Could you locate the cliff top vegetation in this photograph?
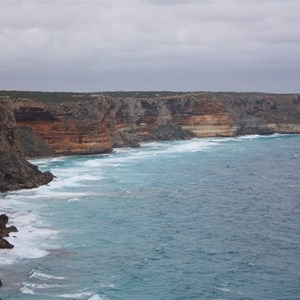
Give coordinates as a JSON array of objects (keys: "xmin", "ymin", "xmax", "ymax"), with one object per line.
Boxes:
[{"xmin": 0, "ymin": 90, "xmax": 296, "ymax": 104}]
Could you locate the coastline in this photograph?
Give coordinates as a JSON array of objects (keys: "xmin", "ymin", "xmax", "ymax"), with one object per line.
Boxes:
[{"xmin": 0, "ymin": 134, "xmax": 299, "ymax": 298}]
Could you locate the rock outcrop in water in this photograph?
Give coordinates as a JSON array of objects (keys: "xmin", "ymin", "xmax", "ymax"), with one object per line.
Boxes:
[
  {"xmin": 1, "ymin": 91, "xmax": 299, "ymax": 156},
  {"xmin": 0, "ymin": 214, "xmax": 17, "ymax": 249},
  {"xmin": 0, "ymin": 98, "xmax": 54, "ymax": 192},
  {"xmin": 0, "ymin": 214, "xmax": 18, "ymax": 288}
]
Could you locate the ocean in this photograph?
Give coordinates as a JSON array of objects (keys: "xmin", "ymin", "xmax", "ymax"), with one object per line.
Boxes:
[{"xmin": 0, "ymin": 134, "xmax": 299, "ymax": 300}]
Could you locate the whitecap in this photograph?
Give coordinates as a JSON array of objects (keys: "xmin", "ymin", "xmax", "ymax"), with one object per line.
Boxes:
[
  {"xmin": 59, "ymin": 290, "xmax": 94, "ymax": 298},
  {"xmin": 237, "ymin": 134, "xmax": 260, "ymax": 140},
  {"xmin": 30, "ymin": 156, "xmax": 68, "ymax": 164},
  {"xmin": 88, "ymin": 294, "xmax": 106, "ymax": 300},
  {"xmin": 29, "ymin": 269, "xmax": 65, "ymax": 281},
  {"xmin": 47, "ymin": 173, "xmax": 101, "ymax": 189},
  {"xmin": 214, "ymin": 287, "xmax": 231, "ymax": 292},
  {"xmin": 236, "ymin": 133, "xmax": 287, "ymax": 140},
  {"xmin": 100, "ymin": 283, "xmax": 115, "ymax": 288},
  {"xmin": 20, "ymin": 285, "xmax": 35, "ymax": 295},
  {"xmin": 5, "ymin": 189, "xmax": 90, "ymax": 201},
  {"xmin": 22, "ymin": 282, "xmax": 64, "ymax": 289},
  {"xmin": 166, "ymin": 139, "xmax": 219, "ymax": 153},
  {"xmin": 68, "ymin": 197, "xmax": 81, "ymax": 202}
]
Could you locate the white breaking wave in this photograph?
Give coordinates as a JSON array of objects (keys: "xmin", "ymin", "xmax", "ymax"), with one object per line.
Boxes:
[
  {"xmin": 88, "ymin": 294, "xmax": 106, "ymax": 300},
  {"xmin": 21, "ymin": 282, "xmax": 64, "ymax": 289},
  {"xmin": 0, "ymin": 198, "xmax": 58, "ymax": 266},
  {"xmin": 5, "ymin": 189, "xmax": 91, "ymax": 201},
  {"xmin": 29, "ymin": 156, "xmax": 68, "ymax": 166},
  {"xmin": 165, "ymin": 139, "xmax": 219, "ymax": 153},
  {"xmin": 29, "ymin": 269, "xmax": 65, "ymax": 281},
  {"xmin": 19, "ymin": 285, "xmax": 35, "ymax": 295},
  {"xmin": 82, "ymin": 139, "xmax": 219, "ymax": 169},
  {"xmin": 68, "ymin": 197, "xmax": 81, "ymax": 202},
  {"xmin": 214, "ymin": 286, "xmax": 231, "ymax": 292},
  {"xmin": 59, "ymin": 290, "xmax": 95, "ymax": 298}
]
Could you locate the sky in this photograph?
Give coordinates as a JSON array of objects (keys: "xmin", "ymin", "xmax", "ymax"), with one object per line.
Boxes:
[{"xmin": 0, "ymin": 0, "xmax": 299, "ymax": 93}]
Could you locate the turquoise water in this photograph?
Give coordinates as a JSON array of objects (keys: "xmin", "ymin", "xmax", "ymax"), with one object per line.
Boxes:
[{"xmin": 0, "ymin": 134, "xmax": 300, "ymax": 300}]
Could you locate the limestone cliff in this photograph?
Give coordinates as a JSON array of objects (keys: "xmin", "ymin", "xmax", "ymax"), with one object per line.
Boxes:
[
  {"xmin": 92, "ymin": 92, "xmax": 300, "ymax": 145},
  {"xmin": 3, "ymin": 91, "xmax": 300, "ymax": 156},
  {"xmin": 0, "ymin": 98, "xmax": 53, "ymax": 192}
]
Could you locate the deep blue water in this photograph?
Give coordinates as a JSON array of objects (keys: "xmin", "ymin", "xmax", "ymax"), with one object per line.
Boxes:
[{"xmin": 0, "ymin": 134, "xmax": 300, "ymax": 300}]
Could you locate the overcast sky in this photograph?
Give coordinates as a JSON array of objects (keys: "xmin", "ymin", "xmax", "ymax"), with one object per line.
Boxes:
[{"xmin": 0, "ymin": 0, "xmax": 299, "ymax": 92}]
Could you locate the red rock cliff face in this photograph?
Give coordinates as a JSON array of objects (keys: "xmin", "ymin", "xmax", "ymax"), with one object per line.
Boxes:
[
  {"xmin": 10, "ymin": 92, "xmax": 300, "ymax": 156},
  {"xmin": 0, "ymin": 98, "xmax": 53, "ymax": 192},
  {"xmin": 14, "ymin": 99, "xmax": 112, "ymax": 155}
]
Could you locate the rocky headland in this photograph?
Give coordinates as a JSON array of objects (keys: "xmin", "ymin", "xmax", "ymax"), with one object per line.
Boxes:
[
  {"xmin": 0, "ymin": 91, "xmax": 298, "ymax": 157},
  {"xmin": 0, "ymin": 98, "xmax": 54, "ymax": 192}
]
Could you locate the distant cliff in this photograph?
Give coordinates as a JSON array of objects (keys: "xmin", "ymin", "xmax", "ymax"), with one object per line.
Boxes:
[
  {"xmin": 1, "ymin": 91, "xmax": 299, "ymax": 157},
  {"xmin": 0, "ymin": 98, "xmax": 53, "ymax": 192}
]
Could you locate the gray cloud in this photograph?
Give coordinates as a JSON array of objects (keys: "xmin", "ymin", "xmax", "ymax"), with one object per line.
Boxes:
[{"xmin": 0, "ymin": 0, "xmax": 299, "ymax": 92}]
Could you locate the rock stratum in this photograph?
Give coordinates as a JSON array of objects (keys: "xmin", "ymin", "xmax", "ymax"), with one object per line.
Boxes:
[
  {"xmin": 0, "ymin": 98, "xmax": 54, "ymax": 192},
  {"xmin": 1, "ymin": 91, "xmax": 300, "ymax": 158}
]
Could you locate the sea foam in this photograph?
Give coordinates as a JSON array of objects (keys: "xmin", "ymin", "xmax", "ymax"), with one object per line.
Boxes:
[{"xmin": 0, "ymin": 198, "xmax": 58, "ymax": 265}]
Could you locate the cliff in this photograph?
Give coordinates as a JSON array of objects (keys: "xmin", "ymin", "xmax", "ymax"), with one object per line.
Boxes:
[
  {"xmin": 104, "ymin": 93, "xmax": 300, "ymax": 145},
  {"xmin": 0, "ymin": 98, "xmax": 54, "ymax": 192},
  {"xmin": 1, "ymin": 91, "xmax": 299, "ymax": 156}
]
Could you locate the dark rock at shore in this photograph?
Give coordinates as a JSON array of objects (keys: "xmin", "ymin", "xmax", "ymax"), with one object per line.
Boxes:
[
  {"xmin": 0, "ymin": 214, "xmax": 8, "ymax": 227},
  {"xmin": 0, "ymin": 238, "xmax": 14, "ymax": 249},
  {"xmin": 0, "ymin": 226, "xmax": 18, "ymax": 237},
  {"xmin": 0, "ymin": 214, "xmax": 17, "ymax": 249}
]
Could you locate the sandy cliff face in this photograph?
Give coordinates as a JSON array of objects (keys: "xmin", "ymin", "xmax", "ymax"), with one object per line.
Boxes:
[
  {"xmin": 0, "ymin": 98, "xmax": 53, "ymax": 192},
  {"xmin": 9, "ymin": 92, "xmax": 300, "ymax": 156}
]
